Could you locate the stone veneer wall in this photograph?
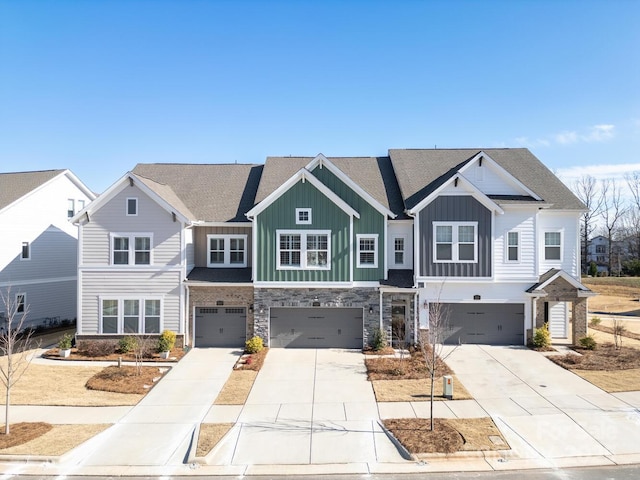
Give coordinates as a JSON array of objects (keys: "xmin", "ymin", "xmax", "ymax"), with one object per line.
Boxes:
[
  {"xmin": 253, "ymin": 287, "xmax": 380, "ymax": 348},
  {"xmin": 532, "ymin": 276, "xmax": 588, "ymax": 346},
  {"xmin": 188, "ymin": 286, "xmax": 255, "ymax": 342},
  {"xmin": 382, "ymin": 292, "xmax": 417, "ymax": 346}
]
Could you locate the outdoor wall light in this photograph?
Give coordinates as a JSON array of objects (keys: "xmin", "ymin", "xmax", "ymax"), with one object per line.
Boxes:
[
  {"xmin": 423, "ymin": 300, "xmax": 429, "ymax": 310},
  {"xmin": 249, "ymin": 304, "xmax": 254, "ymax": 313},
  {"xmin": 368, "ymin": 306, "xmax": 374, "ymax": 314}
]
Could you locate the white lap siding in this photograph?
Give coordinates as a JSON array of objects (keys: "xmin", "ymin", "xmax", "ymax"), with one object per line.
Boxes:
[
  {"xmin": 493, "ymin": 209, "xmax": 537, "ymax": 282},
  {"xmin": 79, "ymin": 270, "xmax": 182, "ymax": 334}
]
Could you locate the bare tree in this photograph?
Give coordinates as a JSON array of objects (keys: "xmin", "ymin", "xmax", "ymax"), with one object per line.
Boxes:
[
  {"xmin": 572, "ymin": 175, "xmax": 604, "ymax": 273},
  {"xmin": 419, "ymin": 293, "xmax": 458, "ymax": 431},
  {"xmin": 612, "ymin": 318, "xmax": 626, "ymax": 350},
  {"xmin": 600, "ymin": 179, "xmax": 627, "ymax": 275},
  {"xmin": 0, "ymin": 288, "xmax": 37, "ymax": 435},
  {"xmin": 624, "ymin": 171, "xmax": 640, "ymax": 259}
]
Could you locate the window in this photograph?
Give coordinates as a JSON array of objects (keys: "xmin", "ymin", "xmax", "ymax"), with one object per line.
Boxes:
[
  {"xmin": 207, "ymin": 235, "xmax": 247, "ymax": 267},
  {"xmin": 544, "ymin": 232, "xmax": 562, "ymax": 261},
  {"xmin": 111, "ymin": 234, "xmax": 153, "ymax": 265},
  {"xmin": 21, "ymin": 242, "xmax": 30, "ymax": 260},
  {"xmin": 126, "ymin": 198, "xmax": 138, "ymax": 216},
  {"xmin": 506, "ymin": 231, "xmax": 519, "ymax": 262},
  {"xmin": 102, "ymin": 299, "xmax": 118, "ymax": 333},
  {"xmin": 144, "ymin": 300, "xmax": 161, "ymax": 333},
  {"xmin": 357, "ymin": 234, "xmax": 378, "ymax": 268},
  {"xmin": 15, "ymin": 293, "xmax": 25, "ymax": 314},
  {"xmin": 393, "ymin": 235, "xmax": 406, "ymax": 266},
  {"xmin": 306, "ymin": 234, "xmax": 328, "ymax": 267},
  {"xmin": 277, "ymin": 230, "xmax": 331, "ymax": 269},
  {"xmin": 123, "ymin": 299, "xmax": 140, "ymax": 333},
  {"xmin": 67, "ymin": 199, "xmax": 75, "ymax": 218},
  {"xmin": 296, "ymin": 208, "xmax": 312, "ymax": 225},
  {"xmin": 101, "ymin": 297, "xmax": 162, "ymax": 334},
  {"xmin": 595, "ymin": 245, "xmax": 606, "ymax": 253},
  {"xmin": 433, "ymin": 222, "xmax": 477, "ymax": 262},
  {"xmin": 77, "ymin": 199, "xmax": 85, "ymax": 211}
]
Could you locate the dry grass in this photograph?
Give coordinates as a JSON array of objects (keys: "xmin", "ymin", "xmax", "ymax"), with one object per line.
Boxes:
[
  {"xmin": 0, "ymin": 424, "xmax": 110, "ymax": 456},
  {"xmin": 583, "ymin": 278, "xmax": 640, "ymax": 316},
  {"xmin": 0, "ymin": 423, "xmax": 52, "ymax": 449},
  {"xmin": 384, "ymin": 417, "xmax": 508, "ymax": 454},
  {"xmin": 0, "ymin": 364, "xmax": 143, "ymax": 406},
  {"xmin": 196, "ymin": 423, "xmax": 234, "ymax": 457},
  {"xmin": 571, "ymin": 369, "xmax": 640, "ymax": 393},
  {"xmin": 591, "ymin": 323, "xmax": 640, "ymax": 341},
  {"xmin": 214, "ymin": 370, "xmax": 257, "ymax": 405},
  {"xmin": 86, "ymin": 365, "xmax": 168, "ymax": 394},
  {"xmin": 365, "ymin": 349, "xmax": 451, "ymax": 381},
  {"xmin": 582, "ymin": 277, "xmax": 640, "ymax": 292},
  {"xmin": 372, "ymin": 376, "xmax": 472, "ymax": 402}
]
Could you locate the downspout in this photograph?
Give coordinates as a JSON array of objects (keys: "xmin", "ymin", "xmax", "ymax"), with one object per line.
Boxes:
[
  {"xmin": 405, "ymin": 208, "xmax": 419, "ymax": 343},
  {"xmin": 184, "ymin": 283, "xmax": 190, "ymax": 346}
]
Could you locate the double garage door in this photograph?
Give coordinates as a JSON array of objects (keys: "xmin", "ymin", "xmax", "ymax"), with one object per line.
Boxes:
[
  {"xmin": 270, "ymin": 307, "xmax": 363, "ymax": 348},
  {"xmin": 195, "ymin": 307, "xmax": 246, "ymax": 347},
  {"xmin": 441, "ymin": 303, "xmax": 525, "ymax": 345}
]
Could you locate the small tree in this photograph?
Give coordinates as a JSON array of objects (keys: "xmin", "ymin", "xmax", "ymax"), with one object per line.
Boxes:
[
  {"xmin": 0, "ymin": 288, "xmax": 38, "ymax": 435},
  {"xmin": 612, "ymin": 318, "xmax": 626, "ymax": 350},
  {"xmin": 419, "ymin": 293, "xmax": 458, "ymax": 431}
]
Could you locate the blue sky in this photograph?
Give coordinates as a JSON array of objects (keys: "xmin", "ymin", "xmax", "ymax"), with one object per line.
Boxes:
[{"xmin": 1, "ymin": 0, "xmax": 639, "ymax": 194}]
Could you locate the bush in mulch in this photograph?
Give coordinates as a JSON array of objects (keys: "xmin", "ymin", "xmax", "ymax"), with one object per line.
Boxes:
[
  {"xmin": 550, "ymin": 342, "xmax": 640, "ymax": 371},
  {"xmin": 236, "ymin": 347, "xmax": 268, "ymax": 371},
  {"xmin": 85, "ymin": 365, "xmax": 168, "ymax": 394},
  {"xmin": 365, "ymin": 347, "xmax": 452, "ymax": 381}
]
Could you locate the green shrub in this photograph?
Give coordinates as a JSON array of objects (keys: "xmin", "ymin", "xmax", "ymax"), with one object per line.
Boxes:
[
  {"xmin": 532, "ymin": 324, "xmax": 551, "ymax": 349},
  {"xmin": 590, "ymin": 316, "xmax": 602, "ymax": 326},
  {"xmin": 157, "ymin": 330, "xmax": 177, "ymax": 352},
  {"xmin": 588, "ymin": 261, "xmax": 598, "ymax": 277},
  {"xmin": 579, "ymin": 335, "xmax": 597, "ymax": 350},
  {"xmin": 118, "ymin": 336, "xmax": 138, "ymax": 354},
  {"xmin": 370, "ymin": 327, "xmax": 388, "ymax": 351},
  {"xmin": 58, "ymin": 333, "xmax": 73, "ymax": 350},
  {"xmin": 245, "ymin": 336, "xmax": 264, "ymax": 354}
]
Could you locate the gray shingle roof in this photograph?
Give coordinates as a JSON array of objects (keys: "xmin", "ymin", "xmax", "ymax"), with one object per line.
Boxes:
[
  {"xmin": 0, "ymin": 170, "xmax": 66, "ymax": 211},
  {"xmin": 132, "ymin": 163, "xmax": 263, "ymax": 222},
  {"xmin": 389, "ymin": 149, "xmax": 585, "ymax": 211},
  {"xmin": 255, "ymin": 156, "xmax": 407, "ymax": 217}
]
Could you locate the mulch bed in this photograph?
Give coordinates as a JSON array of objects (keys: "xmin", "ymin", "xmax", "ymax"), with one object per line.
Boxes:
[
  {"xmin": 42, "ymin": 347, "xmax": 186, "ymax": 362},
  {"xmin": 85, "ymin": 365, "xmax": 168, "ymax": 394},
  {"xmin": 234, "ymin": 348, "xmax": 268, "ymax": 371},
  {"xmin": 0, "ymin": 423, "xmax": 52, "ymax": 449},
  {"xmin": 549, "ymin": 342, "xmax": 640, "ymax": 370},
  {"xmin": 365, "ymin": 348, "xmax": 451, "ymax": 381}
]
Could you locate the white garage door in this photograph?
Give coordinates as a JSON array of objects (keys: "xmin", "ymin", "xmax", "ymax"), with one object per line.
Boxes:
[
  {"xmin": 195, "ymin": 307, "xmax": 246, "ymax": 347},
  {"xmin": 270, "ymin": 307, "xmax": 363, "ymax": 348}
]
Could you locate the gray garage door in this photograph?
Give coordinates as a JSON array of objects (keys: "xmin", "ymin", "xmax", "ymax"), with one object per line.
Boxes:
[
  {"xmin": 440, "ymin": 303, "xmax": 524, "ymax": 345},
  {"xmin": 194, "ymin": 307, "xmax": 246, "ymax": 347},
  {"xmin": 270, "ymin": 307, "xmax": 363, "ymax": 348}
]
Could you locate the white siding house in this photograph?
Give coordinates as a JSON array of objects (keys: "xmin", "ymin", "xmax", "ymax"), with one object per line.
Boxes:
[{"xmin": 0, "ymin": 170, "xmax": 95, "ymax": 328}]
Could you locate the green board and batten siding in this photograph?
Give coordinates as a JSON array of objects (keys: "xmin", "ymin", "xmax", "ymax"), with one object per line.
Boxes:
[
  {"xmin": 311, "ymin": 166, "xmax": 385, "ymax": 282},
  {"xmin": 255, "ymin": 169, "xmax": 386, "ymax": 283}
]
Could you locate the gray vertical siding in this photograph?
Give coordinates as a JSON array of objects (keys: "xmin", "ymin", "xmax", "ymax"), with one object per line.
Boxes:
[{"xmin": 419, "ymin": 195, "xmax": 492, "ymax": 277}]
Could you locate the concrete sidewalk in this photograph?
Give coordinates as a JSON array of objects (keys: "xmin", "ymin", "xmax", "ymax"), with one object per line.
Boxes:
[{"xmin": 61, "ymin": 347, "xmax": 240, "ymax": 467}]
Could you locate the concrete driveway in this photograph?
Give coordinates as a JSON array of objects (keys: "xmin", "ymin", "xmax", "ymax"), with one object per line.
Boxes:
[
  {"xmin": 205, "ymin": 349, "xmax": 404, "ymax": 466},
  {"xmin": 443, "ymin": 345, "xmax": 640, "ymax": 467}
]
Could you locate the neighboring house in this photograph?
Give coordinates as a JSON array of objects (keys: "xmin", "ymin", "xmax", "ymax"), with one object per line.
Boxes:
[
  {"xmin": 0, "ymin": 170, "xmax": 95, "ymax": 328},
  {"xmin": 586, "ymin": 235, "xmax": 609, "ymax": 273},
  {"xmin": 73, "ymin": 148, "xmax": 594, "ymax": 348}
]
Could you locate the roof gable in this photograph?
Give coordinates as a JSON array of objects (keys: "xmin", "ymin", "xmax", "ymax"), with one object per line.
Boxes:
[
  {"xmin": 389, "ymin": 148, "xmax": 585, "ymax": 211},
  {"xmin": 246, "ymin": 168, "xmax": 360, "ymax": 219},
  {"xmin": 407, "ymin": 172, "xmax": 504, "ymax": 215},
  {"xmin": 0, "ymin": 169, "xmax": 95, "ymax": 214},
  {"xmin": 71, "ymin": 172, "xmax": 192, "ymax": 224}
]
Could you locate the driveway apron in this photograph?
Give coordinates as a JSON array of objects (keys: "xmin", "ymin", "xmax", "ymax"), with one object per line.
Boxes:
[
  {"xmin": 206, "ymin": 349, "xmax": 403, "ymax": 465},
  {"xmin": 443, "ymin": 345, "xmax": 640, "ymax": 462},
  {"xmin": 66, "ymin": 348, "xmax": 239, "ymax": 467}
]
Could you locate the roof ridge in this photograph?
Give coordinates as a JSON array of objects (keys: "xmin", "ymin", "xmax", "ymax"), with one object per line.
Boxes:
[{"xmin": 0, "ymin": 169, "xmax": 66, "ymax": 175}]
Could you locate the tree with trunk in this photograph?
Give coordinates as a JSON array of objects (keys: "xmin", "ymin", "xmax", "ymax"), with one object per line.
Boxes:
[
  {"xmin": 0, "ymin": 288, "xmax": 36, "ymax": 435},
  {"xmin": 572, "ymin": 175, "xmax": 604, "ymax": 273},
  {"xmin": 600, "ymin": 179, "xmax": 627, "ymax": 275},
  {"xmin": 624, "ymin": 171, "xmax": 640, "ymax": 260},
  {"xmin": 419, "ymin": 290, "xmax": 458, "ymax": 431}
]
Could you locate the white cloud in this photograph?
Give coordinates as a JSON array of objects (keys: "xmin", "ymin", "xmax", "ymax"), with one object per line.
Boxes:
[
  {"xmin": 515, "ymin": 124, "xmax": 616, "ymax": 148},
  {"xmin": 556, "ymin": 162, "xmax": 640, "ymax": 185}
]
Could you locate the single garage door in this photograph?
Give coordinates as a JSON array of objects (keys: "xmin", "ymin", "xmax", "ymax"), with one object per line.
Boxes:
[
  {"xmin": 194, "ymin": 307, "xmax": 246, "ymax": 347},
  {"xmin": 270, "ymin": 307, "xmax": 363, "ymax": 348},
  {"xmin": 441, "ymin": 303, "xmax": 524, "ymax": 345}
]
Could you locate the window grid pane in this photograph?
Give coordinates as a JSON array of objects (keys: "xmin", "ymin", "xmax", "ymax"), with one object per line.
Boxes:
[
  {"xmin": 280, "ymin": 234, "xmax": 301, "ymax": 266},
  {"xmin": 144, "ymin": 300, "xmax": 161, "ymax": 334},
  {"xmin": 113, "ymin": 237, "xmax": 129, "ymax": 264},
  {"xmin": 394, "ymin": 236, "xmax": 404, "ymax": 265},
  {"xmin": 102, "ymin": 299, "xmax": 118, "ymax": 334},
  {"xmin": 134, "ymin": 237, "xmax": 151, "ymax": 265}
]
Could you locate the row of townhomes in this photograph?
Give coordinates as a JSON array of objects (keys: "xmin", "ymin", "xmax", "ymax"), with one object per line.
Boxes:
[
  {"xmin": 69, "ymin": 148, "xmax": 595, "ymax": 349},
  {"xmin": 0, "ymin": 170, "xmax": 95, "ymax": 329}
]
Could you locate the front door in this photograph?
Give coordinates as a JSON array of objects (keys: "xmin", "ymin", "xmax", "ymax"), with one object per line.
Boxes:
[{"xmin": 391, "ymin": 304, "xmax": 407, "ymax": 347}]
